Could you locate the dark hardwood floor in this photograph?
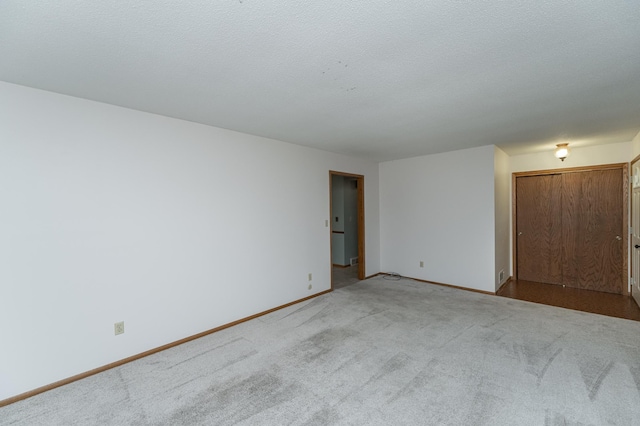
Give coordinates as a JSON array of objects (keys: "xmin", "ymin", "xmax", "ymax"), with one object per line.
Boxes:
[{"xmin": 497, "ymin": 279, "xmax": 640, "ymax": 321}]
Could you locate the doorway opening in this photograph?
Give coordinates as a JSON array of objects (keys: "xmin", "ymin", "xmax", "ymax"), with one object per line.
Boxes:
[{"xmin": 329, "ymin": 171, "xmax": 365, "ymax": 289}]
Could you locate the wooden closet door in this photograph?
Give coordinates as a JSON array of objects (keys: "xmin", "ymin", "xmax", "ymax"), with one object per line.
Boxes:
[
  {"xmin": 516, "ymin": 175, "xmax": 563, "ymax": 285},
  {"xmin": 562, "ymin": 169, "xmax": 623, "ymax": 293}
]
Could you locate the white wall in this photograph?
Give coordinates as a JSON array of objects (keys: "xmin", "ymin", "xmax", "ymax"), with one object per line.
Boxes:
[
  {"xmin": 380, "ymin": 145, "xmax": 496, "ymax": 292},
  {"xmin": 632, "ymin": 130, "xmax": 640, "ymax": 160},
  {"xmin": 343, "ymin": 178, "xmax": 359, "ymax": 264},
  {"xmin": 331, "ymin": 175, "xmax": 345, "ymax": 232},
  {"xmin": 331, "ymin": 175, "xmax": 345, "ymax": 265},
  {"xmin": 330, "ymin": 176, "xmax": 359, "ymax": 266},
  {"xmin": 494, "ymin": 147, "xmax": 510, "ymax": 290},
  {"xmin": 0, "ymin": 82, "xmax": 380, "ymax": 401},
  {"xmin": 510, "ymin": 141, "xmax": 632, "ymax": 173}
]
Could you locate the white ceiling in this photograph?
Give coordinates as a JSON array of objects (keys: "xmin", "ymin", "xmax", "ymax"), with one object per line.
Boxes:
[{"xmin": 1, "ymin": 1, "xmax": 639, "ymax": 161}]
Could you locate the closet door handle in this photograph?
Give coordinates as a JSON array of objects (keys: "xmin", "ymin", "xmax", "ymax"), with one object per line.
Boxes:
[{"xmin": 635, "ymin": 245, "xmax": 640, "ymax": 249}]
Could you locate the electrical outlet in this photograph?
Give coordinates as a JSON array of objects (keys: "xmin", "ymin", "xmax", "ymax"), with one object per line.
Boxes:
[
  {"xmin": 308, "ymin": 273, "xmax": 312, "ymax": 281},
  {"xmin": 308, "ymin": 284, "xmax": 312, "ymax": 290},
  {"xmin": 114, "ymin": 321, "xmax": 125, "ymax": 336},
  {"xmin": 419, "ymin": 261, "xmax": 424, "ymax": 268}
]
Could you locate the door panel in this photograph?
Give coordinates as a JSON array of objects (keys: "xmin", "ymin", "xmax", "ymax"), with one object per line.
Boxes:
[
  {"xmin": 561, "ymin": 170, "xmax": 623, "ymax": 293},
  {"xmin": 516, "ymin": 175, "xmax": 563, "ymax": 285},
  {"xmin": 516, "ymin": 167, "xmax": 625, "ymax": 295},
  {"xmin": 632, "ymin": 165, "xmax": 640, "ymax": 306}
]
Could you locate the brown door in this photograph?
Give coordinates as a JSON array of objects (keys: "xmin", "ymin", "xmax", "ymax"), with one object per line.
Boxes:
[
  {"xmin": 631, "ymin": 162, "xmax": 640, "ymax": 306},
  {"xmin": 562, "ymin": 169, "xmax": 623, "ymax": 293},
  {"xmin": 515, "ymin": 167, "xmax": 625, "ymax": 294},
  {"xmin": 516, "ymin": 175, "xmax": 563, "ymax": 285}
]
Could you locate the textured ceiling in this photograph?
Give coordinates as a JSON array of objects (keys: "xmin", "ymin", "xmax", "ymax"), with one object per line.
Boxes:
[{"xmin": 1, "ymin": 1, "xmax": 639, "ymax": 161}]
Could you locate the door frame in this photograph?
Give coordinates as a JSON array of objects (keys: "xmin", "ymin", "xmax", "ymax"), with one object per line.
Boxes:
[
  {"xmin": 329, "ymin": 171, "xmax": 365, "ymax": 284},
  {"xmin": 512, "ymin": 162, "xmax": 629, "ymax": 294}
]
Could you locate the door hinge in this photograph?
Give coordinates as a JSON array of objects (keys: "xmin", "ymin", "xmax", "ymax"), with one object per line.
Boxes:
[{"xmin": 630, "ymin": 227, "xmax": 634, "ymax": 235}]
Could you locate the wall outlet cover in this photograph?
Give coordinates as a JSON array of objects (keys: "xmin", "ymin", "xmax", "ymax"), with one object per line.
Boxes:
[{"xmin": 114, "ymin": 321, "xmax": 125, "ymax": 336}]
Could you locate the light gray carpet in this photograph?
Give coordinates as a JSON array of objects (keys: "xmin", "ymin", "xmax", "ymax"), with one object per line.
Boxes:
[{"xmin": 3, "ymin": 276, "xmax": 640, "ymax": 425}]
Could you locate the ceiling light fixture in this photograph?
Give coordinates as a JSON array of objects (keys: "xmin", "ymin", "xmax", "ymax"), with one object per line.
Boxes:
[{"xmin": 554, "ymin": 143, "xmax": 570, "ymax": 162}]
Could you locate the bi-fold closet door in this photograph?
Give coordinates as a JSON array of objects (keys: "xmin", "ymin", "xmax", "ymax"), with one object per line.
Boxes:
[{"xmin": 516, "ymin": 167, "xmax": 624, "ymax": 294}]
